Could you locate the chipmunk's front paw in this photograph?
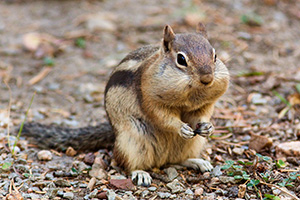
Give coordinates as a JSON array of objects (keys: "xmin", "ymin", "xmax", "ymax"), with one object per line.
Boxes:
[
  {"xmin": 194, "ymin": 122, "xmax": 214, "ymax": 137},
  {"xmin": 131, "ymin": 170, "xmax": 152, "ymax": 186},
  {"xmin": 180, "ymin": 123, "xmax": 195, "ymax": 139}
]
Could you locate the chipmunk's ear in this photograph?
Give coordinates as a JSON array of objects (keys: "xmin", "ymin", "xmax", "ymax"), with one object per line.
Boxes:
[
  {"xmin": 196, "ymin": 22, "xmax": 208, "ymax": 38},
  {"xmin": 163, "ymin": 25, "xmax": 175, "ymax": 52}
]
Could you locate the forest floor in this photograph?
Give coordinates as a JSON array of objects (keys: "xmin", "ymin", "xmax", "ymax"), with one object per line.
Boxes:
[{"xmin": 0, "ymin": 0, "xmax": 300, "ymax": 199}]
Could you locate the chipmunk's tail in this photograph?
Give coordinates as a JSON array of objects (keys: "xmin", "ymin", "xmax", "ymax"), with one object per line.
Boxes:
[{"xmin": 21, "ymin": 122, "xmax": 115, "ymax": 151}]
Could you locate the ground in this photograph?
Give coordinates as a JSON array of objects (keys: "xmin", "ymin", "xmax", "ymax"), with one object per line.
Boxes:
[{"xmin": 0, "ymin": 0, "xmax": 300, "ymax": 199}]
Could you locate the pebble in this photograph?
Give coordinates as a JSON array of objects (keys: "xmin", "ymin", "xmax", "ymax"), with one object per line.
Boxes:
[
  {"xmin": 29, "ymin": 193, "xmax": 40, "ymax": 200},
  {"xmin": 141, "ymin": 190, "xmax": 149, "ymax": 198},
  {"xmin": 157, "ymin": 192, "xmax": 171, "ymax": 199},
  {"xmin": 110, "ymin": 175, "xmax": 127, "ymax": 180},
  {"xmin": 83, "ymin": 153, "xmax": 95, "ymax": 165},
  {"xmin": 148, "ymin": 186, "xmax": 157, "ymax": 191},
  {"xmin": 164, "ymin": 167, "xmax": 178, "ymax": 181},
  {"xmin": 212, "ymin": 165, "xmax": 223, "ymax": 177},
  {"xmin": 47, "ymin": 82, "xmax": 60, "ymax": 90},
  {"xmin": 45, "ymin": 173, "xmax": 54, "ymax": 180},
  {"xmin": 219, "ymin": 176, "xmax": 236, "ymax": 184},
  {"xmin": 237, "ymin": 31, "xmax": 252, "ymax": 40},
  {"xmin": 195, "ymin": 188, "xmax": 204, "ymax": 196},
  {"xmin": 166, "ymin": 179, "xmax": 185, "ymax": 193},
  {"xmin": 63, "ymin": 192, "xmax": 74, "ymax": 200},
  {"xmin": 106, "ymin": 189, "xmax": 117, "ymax": 200},
  {"xmin": 57, "ymin": 190, "xmax": 64, "ymax": 197},
  {"xmin": 210, "ymin": 177, "xmax": 220, "ymax": 186},
  {"xmin": 250, "ymin": 93, "xmax": 268, "ymax": 105},
  {"xmin": 276, "ymin": 141, "xmax": 300, "ymax": 157},
  {"xmin": 88, "ymin": 189, "xmax": 98, "ymax": 198},
  {"xmin": 47, "ymin": 188, "xmax": 59, "ymax": 199},
  {"xmin": 37, "ymin": 150, "xmax": 53, "ymax": 161},
  {"xmin": 232, "ymin": 147, "xmax": 244, "ymax": 155},
  {"xmin": 185, "ymin": 189, "xmax": 194, "ymax": 195},
  {"xmin": 79, "ymin": 183, "xmax": 88, "ymax": 188},
  {"xmin": 84, "ymin": 12, "xmax": 117, "ymax": 32},
  {"xmin": 88, "ymin": 177, "xmax": 96, "ymax": 190},
  {"xmin": 66, "ymin": 146, "xmax": 77, "ymax": 157},
  {"xmin": 54, "ymin": 178, "xmax": 71, "ymax": 187},
  {"xmin": 89, "ymin": 167, "xmax": 107, "ymax": 180}
]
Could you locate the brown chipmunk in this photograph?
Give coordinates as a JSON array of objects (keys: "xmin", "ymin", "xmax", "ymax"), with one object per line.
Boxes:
[{"xmin": 22, "ymin": 23, "xmax": 229, "ymax": 186}]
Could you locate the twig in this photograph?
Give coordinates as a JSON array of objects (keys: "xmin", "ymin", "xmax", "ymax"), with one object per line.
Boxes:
[
  {"xmin": 260, "ymin": 181, "xmax": 300, "ymax": 200},
  {"xmin": 211, "ymin": 133, "xmax": 232, "ymax": 140},
  {"xmin": 28, "ymin": 66, "xmax": 52, "ymax": 85},
  {"xmin": 218, "ymin": 140, "xmax": 249, "ymax": 146}
]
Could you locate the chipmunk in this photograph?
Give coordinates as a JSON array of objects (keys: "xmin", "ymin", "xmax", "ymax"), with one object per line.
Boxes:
[{"xmin": 22, "ymin": 23, "xmax": 229, "ymax": 186}]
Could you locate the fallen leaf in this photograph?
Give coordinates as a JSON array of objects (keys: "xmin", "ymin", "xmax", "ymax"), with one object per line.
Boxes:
[{"xmin": 249, "ymin": 133, "xmax": 272, "ymax": 152}]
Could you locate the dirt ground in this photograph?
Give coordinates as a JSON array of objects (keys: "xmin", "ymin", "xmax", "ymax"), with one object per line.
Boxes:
[{"xmin": 1, "ymin": 0, "xmax": 300, "ymax": 199}]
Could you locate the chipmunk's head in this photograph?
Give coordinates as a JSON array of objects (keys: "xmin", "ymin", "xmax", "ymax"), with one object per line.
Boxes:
[{"xmin": 161, "ymin": 23, "xmax": 219, "ymax": 87}]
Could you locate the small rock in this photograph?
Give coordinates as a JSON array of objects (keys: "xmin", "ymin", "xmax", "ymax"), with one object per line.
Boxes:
[
  {"xmin": 203, "ymin": 172, "xmax": 210, "ymax": 179},
  {"xmin": 210, "ymin": 177, "xmax": 220, "ymax": 186},
  {"xmin": 110, "ymin": 175, "xmax": 127, "ymax": 180},
  {"xmin": 185, "ymin": 189, "xmax": 194, "ymax": 195},
  {"xmin": 141, "ymin": 190, "xmax": 149, "ymax": 198},
  {"xmin": 212, "ymin": 165, "xmax": 222, "ymax": 177},
  {"xmin": 97, "ymin": 192, "xmax": 107, "ymax": 199},
  {"xmin": 88, "ymin": 177, "xmax": 97, "ymax": 190},
  {"xmin": 148, "ymin": 186, "xmax": 157, "ymax": 192},
  {"xmin": 45, "ymin": 173, "xmax": 54, "ymax": 180},
  {"xmin": 228, "ymin": 186, "xmax": 239, "ymax": 198},
  {"xmin": 203, "ymin": 192, "xmax": 216, "ymax": 200},
  {"xmin": 63, "ymin": 192, "xmax": 74, "ymax": 200},
  {"xmin": 76, "ymin": 161, "xmax": 90, "ymax": 172},
  {"xmin": 195, "ymin": 188, "xmax": 204, "ymax": 196},
  {"xmin": 219, "ymin": 176, "xmax": 236, "ymax": 184},
  {"xmin": 84, "ymin": 153, "xmax": 95, "ymax": 165},
  {"xmin": 249, "ymin": 133, "xmax": 273, "ymax": 152},
  {"xmin": 88, "ymin": 189, "xmax": 98, "ymax": 198},
  {"xmin": 47, "ymin": 188, "xmax": 59, "ymax": 199},
  {"xmin": 164, "ymin": 167, "xmax": 178, "ymax": 181},
  {"xmin": 237, "ymin": 31, "xmax": 252, "ymax": 40},
  {"xmin": 232, "ymin": 147, "xmax": 244, "ymax": 155},
  {"xmin": 276, "ymin": 141, "xmax": 300, "ymax": 157},
  {"xmin": 47, "ymin": 82, "xmax": 60, "ymax": 90},
  {"xmin": 166, "ymin": 179, "xmax": 185, "ymax": 193},
  {"xmin": 53, "ymin": 171, "xmax": 64, "ymax": 177},
  {"xmin": 106, "ymin": 189, "xmax": 117, "ymax": 200},
  {"xmin": 157, "ymin": 192, "xmax": 171, "ymax": 199},
  {"xmin": 89, "ymin": 167, "xmax": 107, "ymax": 180},
  {"xmin": 37, "ymin": 150, "xmax": 52, "ymax": 161},
  {"xmin": 29, "ymin": 193, "xmax": 40, "ymax": 200},
  {"xmin": 249, "ymin": 93, "xmax": 268, "ymax": 105},
  {"xmin": 109, "ymin": 179, "xmax": 135, "ymax": 190},
  {"xmin": 84, "ymin": 12, "xmax": 117, "ymax": 32},
  {"xmin": 66, "ymin": 146, "xmax": 77, "ymax": 157},
  {"xmin": 57, "ymin": 190, "xmax": 64, "ymax": 197},
  {"xmin": 54, "ymin": 178, "xmax": 71, "ymax": 187},
  {"xmin": 79, "ymin": 183, "xmax": 87, "ymax": 188}
]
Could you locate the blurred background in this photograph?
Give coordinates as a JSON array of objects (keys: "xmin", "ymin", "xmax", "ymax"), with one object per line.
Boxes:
[{"xmin": 0, "ymin": 0, "xmax": 300, "ymax": 129}]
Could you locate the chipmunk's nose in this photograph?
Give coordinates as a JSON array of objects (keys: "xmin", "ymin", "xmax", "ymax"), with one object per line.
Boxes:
[
  {"xmin": 199, "ymin": 65, "xmax": 213, "ymax": 85},
  {"xmin": 200, "ymin": 74, "xmax": 213, "ymax": 85}
]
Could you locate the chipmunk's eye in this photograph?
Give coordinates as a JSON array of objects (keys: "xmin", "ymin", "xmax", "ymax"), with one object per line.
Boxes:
[
  {"xmin": 214, "ymin": 54, "xmax": 217, "ymax": 63},
  {"xmin": 177, "ymin": 53, "xmax": 187, "ymax": 67}
]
